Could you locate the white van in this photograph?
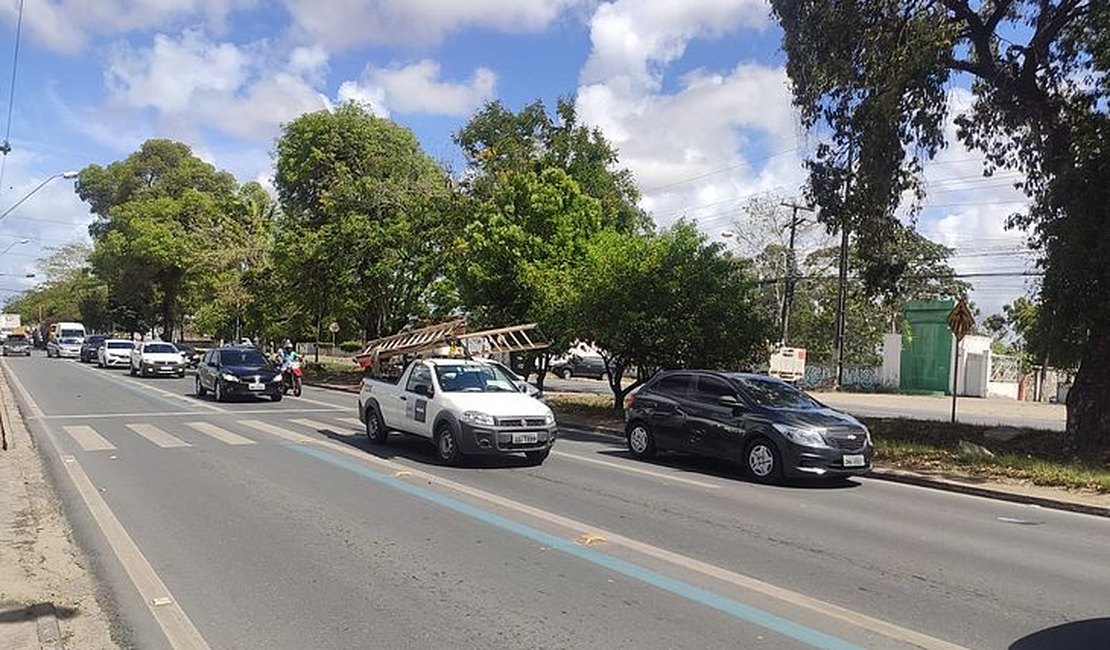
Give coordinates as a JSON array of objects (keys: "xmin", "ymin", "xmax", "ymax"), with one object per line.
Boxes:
[{"xmin": 46, "ymin": 321, "xmax": 87, "ymax": 358}]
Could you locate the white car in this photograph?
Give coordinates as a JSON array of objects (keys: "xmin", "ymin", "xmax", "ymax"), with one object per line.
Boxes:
[
  {"xmin": 48, "ymin": 337, "xmax": 84, "ymax": 359},
  {"xmin": 130, "ymin": 341, "xmax": 186, "ymax": 378},
  {"xmin": 98, "ymin": 339, "xmax": 135, "ymax": 368}
]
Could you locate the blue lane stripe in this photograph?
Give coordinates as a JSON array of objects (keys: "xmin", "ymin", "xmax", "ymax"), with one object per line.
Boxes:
[{"xmin": 286, "ymin": 443, "xmax": 863, "ymax": 650}]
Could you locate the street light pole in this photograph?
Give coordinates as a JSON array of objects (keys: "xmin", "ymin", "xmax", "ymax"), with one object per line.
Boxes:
[
  {"xmin": 0, "ymin": 237, "xmax": 29, "ymax": 257},
  {"xmin": 0, "ymin": 170, "xmax": 79, "ymax": 223}
]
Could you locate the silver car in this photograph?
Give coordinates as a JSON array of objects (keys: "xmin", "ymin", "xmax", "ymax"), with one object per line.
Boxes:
[{"xmin": 47, "ymin": 337, "xmax": 83, "ymax": 359}]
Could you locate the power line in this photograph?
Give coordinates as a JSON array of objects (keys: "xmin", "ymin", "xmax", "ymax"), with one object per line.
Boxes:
[
  {"xmin": 0, "ymin": 0, "xmax": 26, "ymax": 198},
  {"xmin": 641, "ymin": 147, "xmax": 803, "ymax": 193}
]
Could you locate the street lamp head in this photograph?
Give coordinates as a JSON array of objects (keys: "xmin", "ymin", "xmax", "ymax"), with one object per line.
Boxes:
[
  {"xmin": 17, "ymin": 238, "xmax": 29, "ymax": 244},
  {"xmin": 61, "ymin": 171, "xmax": 80, "ymax": 179},
  {"xmin": 720, "ymin": 231, "xmax": 735, "ymax": 239}
]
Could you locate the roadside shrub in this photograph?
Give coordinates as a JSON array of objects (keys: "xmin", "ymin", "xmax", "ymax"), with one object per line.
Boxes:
[{"xmin": 338, "ymin": 339, "xmax": 364, "ymax": 353}]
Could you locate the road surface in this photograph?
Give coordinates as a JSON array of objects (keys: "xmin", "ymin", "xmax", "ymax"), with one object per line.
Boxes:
[{"xmin": 3, "ymin": 354, "xmax": 1105, "ymax": 649}]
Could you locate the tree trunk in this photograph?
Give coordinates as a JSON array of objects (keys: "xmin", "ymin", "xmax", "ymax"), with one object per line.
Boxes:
[{"xmin": 1065, "ymin": 330, "xmax": 1110, "ymax": 461}]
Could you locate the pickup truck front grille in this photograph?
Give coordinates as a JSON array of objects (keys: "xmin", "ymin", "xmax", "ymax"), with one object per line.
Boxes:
[{"xmin": 495, "ymin": 417, "xmax": 549, "ymax": 428}]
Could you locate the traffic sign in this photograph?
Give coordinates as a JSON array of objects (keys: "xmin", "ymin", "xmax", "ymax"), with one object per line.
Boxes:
[
  {"xmin": 947, "ymin": 300, "xmax": 974, "ymax": 342},
  {"xmin": 328, "ymin": 322, "xmax": 340, "ymax": 334}
]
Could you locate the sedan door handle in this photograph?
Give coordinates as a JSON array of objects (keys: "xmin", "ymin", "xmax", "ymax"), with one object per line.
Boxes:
[{"xmin": 399, "ymin": 395, "xmax": 408, "ymax": 401}]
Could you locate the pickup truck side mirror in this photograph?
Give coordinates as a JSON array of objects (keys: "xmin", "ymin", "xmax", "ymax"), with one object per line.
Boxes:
[{"xmin": 414, "ymin": 384, "xmax": 433, "ymax": 398}]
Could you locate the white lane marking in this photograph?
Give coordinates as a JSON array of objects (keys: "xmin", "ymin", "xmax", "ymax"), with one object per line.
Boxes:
[
  {"xmin": 70, "ymin": 361, "xmax": 223, "ymax": 412},
  {"xmin": 35, "ymin": 408, "xmax": 349, "ymax": 420},
  {"xmin": 239, "ymin": 419, "xmax": 316, "ymax": 444},
  {"xmin": 244, "ymin": 420, "xmax": 964, "ymax": 650},
  {"xmin": 126, "ymin": 424, "xmax": 191, "ymax": 448},
  {"xmin": 63, "ymin": 425, "xmax": 116, "ymax": 452},
  {"xmin": 290, "ymin": 418, "xmax": 342, "ymax": 433},
  {"xmin": 551, "ymin": 450, "xmax": 721, "ymax": 489},
  {"xmin": 282, "ymin": 394, "xmax": 350, "ymax": 409},
  {"xmin": 2, "ymin": 364, "xmax": 212, "ymax": 649},
  {"xmin": 184, "ymin": 422, "xmax": 255, "ymax": 446},
  {"xmin": 0, "ymin": 358, "xmax": 44, "ymax": 418}
]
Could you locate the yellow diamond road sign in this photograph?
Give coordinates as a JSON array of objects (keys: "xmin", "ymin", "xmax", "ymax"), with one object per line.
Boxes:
[{"xmin": 947, "ymin": 300, "xmax": 975, "ymax": 342}]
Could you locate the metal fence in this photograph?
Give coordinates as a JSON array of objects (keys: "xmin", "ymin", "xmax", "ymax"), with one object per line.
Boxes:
[{"xmin": 990, "ymin": 354, "xmax": 1022, "ymax": 383}]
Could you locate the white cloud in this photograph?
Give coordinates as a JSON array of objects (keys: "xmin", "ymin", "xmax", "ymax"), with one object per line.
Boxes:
[
  {"xmin": 574, "ymin": 0, "xmax": 802, "ymax": 238},
  {"xmin": 0, "ymin": 0, "xmax": 258, "ymax": 53},
  {"xmin": 104, "ymin": 30, "xmax": 330, "ymax": 142},
  {"xmin": 340, "ymin": 60, "xmax": 496, "ymax": 117},
  {"xmin": 283, "ymin": 0, "xmax": 587, "ymax": 50},
  {"xmin": 581, "ymin": 0, "xmax": 770, "ymax": 93}
]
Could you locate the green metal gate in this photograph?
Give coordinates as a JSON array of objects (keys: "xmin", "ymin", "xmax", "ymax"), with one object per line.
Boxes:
[{"xmin": 900, "ymin": 300, "xmax": 954, "ymax": 394}]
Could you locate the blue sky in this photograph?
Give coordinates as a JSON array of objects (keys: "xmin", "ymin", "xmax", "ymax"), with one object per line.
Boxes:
[{"xmin": 0, "ymin": 0, "xmax": 1035, "ymax": 318}]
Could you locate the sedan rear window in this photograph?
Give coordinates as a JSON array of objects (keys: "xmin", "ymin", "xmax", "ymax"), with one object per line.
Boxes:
[
  {"xmin": 730, "ymin": 375, "xmax": 822, "ymax": 409},
  {"xmin": 107, "ymin": 341, "xmax": 133, "ymax": 349},
  {"xmin": 144, "ymin": 343, "xmax": 178, "ymax": 354}
]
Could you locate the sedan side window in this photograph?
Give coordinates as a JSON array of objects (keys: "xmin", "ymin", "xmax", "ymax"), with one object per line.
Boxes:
[
  {"xmin": 693, "ymin": 376, "xmax": 735, "ymax": 404},
  {"xmin": 654, "ymin": 374, "xmax": 692, "ymax": 398}
]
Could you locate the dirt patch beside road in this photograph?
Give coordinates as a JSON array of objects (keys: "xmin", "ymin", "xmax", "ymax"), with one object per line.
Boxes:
[{"xmin": 0, "ymin": 368, "xmax": 119, "ymax": 650}]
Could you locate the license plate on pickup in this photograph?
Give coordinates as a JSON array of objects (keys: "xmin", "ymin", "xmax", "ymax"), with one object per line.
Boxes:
[
  {"xmin": 248, "ymin": 382, "xmax": 265, "ymax": 391},
  {"xmin": 512, "ymin": 432, "xmax": 539, "ymax": 444},
  {"xmin": 842, "ymin": 454, "xmax": 866, "ymax": 467}
]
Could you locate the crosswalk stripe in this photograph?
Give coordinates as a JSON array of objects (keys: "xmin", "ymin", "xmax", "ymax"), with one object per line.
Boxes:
[
  {"xmin": 63, "ymin": 425, "xmax": 116, "ymax": 451},
  {"xmin": 239, "ymin": 419, "xmax": 316, "ymax": 444},
  {"xmin": 185, "ymin": 422, "xmax": 256, "ymax": 446},
  {"xmin": 126, "ymin": 424, "xmax": 191, "ymax": 448},
  {"xmin": 291, "ymin": 418, "xmax": 344, "ymax": 433}
]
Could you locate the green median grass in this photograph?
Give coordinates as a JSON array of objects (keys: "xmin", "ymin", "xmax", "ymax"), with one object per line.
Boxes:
[{"xmin": 545, "ymin": 395, "xmax": 1110, "ymax": 494}]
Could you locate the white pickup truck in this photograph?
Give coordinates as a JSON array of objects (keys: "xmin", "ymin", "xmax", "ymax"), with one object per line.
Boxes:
[{"xmin": 358, "ymin": 357, "xmax": 557, "ymax": 465}]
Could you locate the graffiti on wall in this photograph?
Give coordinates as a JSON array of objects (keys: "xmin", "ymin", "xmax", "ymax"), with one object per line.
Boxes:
[{"xmin": 797, "ymin": 365, "xmax": 880, "ymax": 392}]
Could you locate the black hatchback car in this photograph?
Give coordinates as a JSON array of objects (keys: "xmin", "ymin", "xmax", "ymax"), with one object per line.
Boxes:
[
  {"xmin": 624, "ymin": 371, "xmax": 872, "ymax": 482},
  {"xmin": 80, "ymin": 334, "xmax": 109, "ymax": 363},
  {"xmin": 195, "ymin": 345, "xmax": 283, "ymax": 402}
]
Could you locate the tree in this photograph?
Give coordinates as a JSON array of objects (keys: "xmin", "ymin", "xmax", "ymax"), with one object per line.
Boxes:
[
  {"xmin": 565, "ymin": 222, "xmax": 770, "ymax": 410},
  {"xmin": 3, "ymin": 243, "xmax": 111, "ymax": 332},
  {"xmin": 771, "ymin": 0, "xmax": 1110, "ymax": 456},
  {"xmin": 76, "ymin": 139, "xmax": 244, "ymax": 339},
  {"xmin": 273, "ymin": 103, "xmax": 457, "ymax": 344},
  {"xmin": 455, "ymin": 98, "xmax": 649, "ymax": 234}
]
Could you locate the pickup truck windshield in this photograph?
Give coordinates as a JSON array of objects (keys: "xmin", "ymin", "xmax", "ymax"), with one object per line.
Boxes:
[{"xmin": 434, "ymin": 363, "xmax": 518, "ymax": 393}]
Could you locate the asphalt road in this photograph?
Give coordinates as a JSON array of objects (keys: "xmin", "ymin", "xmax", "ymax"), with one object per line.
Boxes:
[{"xmin": 4, "ymin": 354, "xmax": 1107, "ymax": 649}]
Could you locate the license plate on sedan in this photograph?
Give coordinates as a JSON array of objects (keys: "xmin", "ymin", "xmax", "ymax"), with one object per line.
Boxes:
[
  {"xmin": 248, "ymin": 382, "xmax": 265, "ymax": 391},
  {"xmin": 512, "ymin": 432, "xmax": 539, "ymax": 444},
  {"xmin": 843, "ymin": 454, "xmax": 866, "ymax": 467}
]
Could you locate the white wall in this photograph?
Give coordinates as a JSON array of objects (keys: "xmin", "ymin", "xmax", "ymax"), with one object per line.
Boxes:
[{"xmin": 880, "ymin": 333, "xmax": 901, "ymax": 389}]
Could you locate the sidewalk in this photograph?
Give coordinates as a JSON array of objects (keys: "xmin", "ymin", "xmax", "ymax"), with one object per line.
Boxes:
[{"xmin": 0, "ymin": 370, "xmax": 118, "ymax": 650}]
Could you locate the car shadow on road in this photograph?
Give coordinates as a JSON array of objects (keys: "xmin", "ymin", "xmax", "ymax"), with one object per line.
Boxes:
[
  {"xmin": 557, "ymin": 428, "xmax": 860, "ymax": 490},
  {"xmin": 1009, "ymin": 618, "xmax": 1110, "ymax": 649},
  {"xmin": 310, "ymin": 426, "xmax": 537, "ymax": 470}
]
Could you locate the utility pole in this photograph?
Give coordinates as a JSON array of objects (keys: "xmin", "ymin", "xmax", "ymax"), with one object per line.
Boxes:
[
  {"xmin": 778, "ymin": 201, "xmax": 815, "ymax": 346},
  {"xmin": 833, "ymin": 147, "xmax": 854, "ymax": 390}
]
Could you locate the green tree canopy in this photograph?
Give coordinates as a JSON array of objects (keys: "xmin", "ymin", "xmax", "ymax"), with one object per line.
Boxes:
[
  {"xmin": 564, "ymin": 222, "xmax": 770, "ymax": 410},
  {"xmin": 273, "ymin": 103, "xmax": 457, "ymax": 342},
  {"xmin": 76, "ymin": 139, "xmax": 245, "ymax": 338},
  {"xmin": 455, "ymin": 98, "xmax": 649, "ymax": 234},
  {"xmin": 771, "ymin": 0, "xmax": 1110, "ymax": 456}
]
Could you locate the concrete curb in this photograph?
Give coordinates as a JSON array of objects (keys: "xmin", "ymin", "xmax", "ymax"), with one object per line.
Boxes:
[{"xmin": 301, "ymin": 382, "xmax": 1110, "ymax": 519}]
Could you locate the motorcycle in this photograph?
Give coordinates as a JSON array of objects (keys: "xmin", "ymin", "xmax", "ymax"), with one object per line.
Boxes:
[{"xmin": 282, "ymin": 359, "xmax": 303, "ymax": 397}]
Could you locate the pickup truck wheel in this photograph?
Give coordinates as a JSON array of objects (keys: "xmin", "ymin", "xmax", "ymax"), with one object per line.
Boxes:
[
  {"xmin": 364, "ymin": 406, "xmax": 388, "ymax": 444},
  {"xmin": 524, "ymin": 449, "xmax": 550, "ymax": 466},
  {"xmin": 435, "ymin": 424, "xmax": 462, "ymax": 466}
]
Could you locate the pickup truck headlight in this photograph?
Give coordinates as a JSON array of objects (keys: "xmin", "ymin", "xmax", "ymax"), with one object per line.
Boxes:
[
  {"xmin": 220, "ymin": 373, "xmax": 240, "ymax": 383},
  {"xmin": 542, "ymin": 413, "xmax": 555, "ymax": 426},
  {"xmin": 772, "ymin": 423, "xmax": 828, "ymax": 448},
  {"xmin": 460, "ymin": 411, "xmax": 495, "ymax": 427}
]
